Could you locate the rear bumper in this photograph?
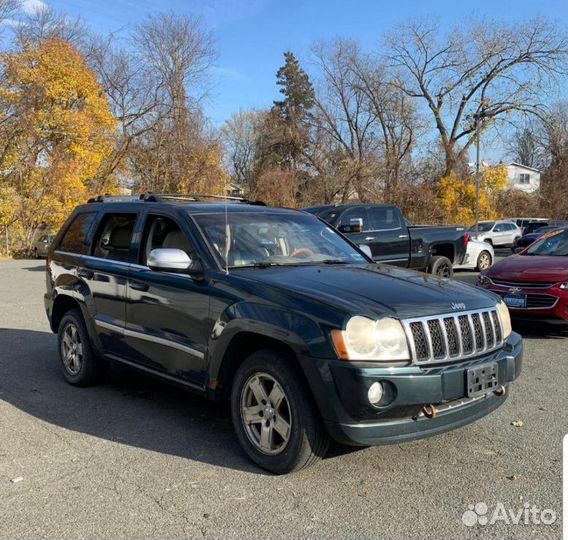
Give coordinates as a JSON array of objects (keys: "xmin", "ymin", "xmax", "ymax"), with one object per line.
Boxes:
[{"xmin": 305, "ymin": 332, "xmax": 522, "ymax": 446}]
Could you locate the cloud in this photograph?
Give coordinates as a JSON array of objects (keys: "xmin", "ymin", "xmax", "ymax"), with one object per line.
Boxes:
[{"xmin": 20, "ymin": 0, "xmax": 48, "ymax": 15}]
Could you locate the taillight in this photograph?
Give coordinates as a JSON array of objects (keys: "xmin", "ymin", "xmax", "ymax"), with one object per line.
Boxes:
[{"xmin": 464, "ymin": 231, "xmax": 470, "ymax": 245}]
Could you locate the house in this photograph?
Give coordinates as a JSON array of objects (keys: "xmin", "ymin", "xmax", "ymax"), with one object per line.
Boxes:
[{"xmin": 506, "ymin": 162, "xmax": 541, "ymax": 194}]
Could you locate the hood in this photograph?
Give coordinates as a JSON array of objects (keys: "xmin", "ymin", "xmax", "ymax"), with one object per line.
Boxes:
[
  {"xmin": 486, "ymin": 254, "xmax": 568, "ymax": 283},
  {"xmin": 233, "ymin": 264, "xmax": 497, "ymax": 319}
]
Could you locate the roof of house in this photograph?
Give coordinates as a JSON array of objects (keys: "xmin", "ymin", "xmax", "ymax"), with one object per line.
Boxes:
[{"xmin": 508, "ymin": 162, "xmax": 541, "ymax": 174}]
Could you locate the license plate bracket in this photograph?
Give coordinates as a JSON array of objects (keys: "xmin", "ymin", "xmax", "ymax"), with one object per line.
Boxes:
[
  {"xmin": 503, "ymin": 293, "xmax": 526, "ymax": 308},
  {"xmin": 466, "ymin": 363, "xmax": 498, "ymax": 397}
]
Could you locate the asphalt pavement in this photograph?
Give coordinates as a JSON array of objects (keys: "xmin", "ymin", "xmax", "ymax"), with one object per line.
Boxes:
[{"xmin": 0, "ymin": 256, "xmax": 565, "ymax": 539}]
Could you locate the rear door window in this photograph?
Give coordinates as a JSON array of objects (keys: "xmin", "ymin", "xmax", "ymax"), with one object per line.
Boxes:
[
  {"xmin": 93, "ymin": 213, "xmax": 137, "ymax": 262},
  {"xmin": 368, "ymin": 207, "xmax": 401, "ymax": 231},
  {"xmin": 57, "ymin": 212, "xmax": 97, "ymax": 254}
]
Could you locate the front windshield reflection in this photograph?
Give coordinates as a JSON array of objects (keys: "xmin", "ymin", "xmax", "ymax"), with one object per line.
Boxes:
[{"xmin": 192, "ymin": 211, "xmax": 367, "ymax": 268}]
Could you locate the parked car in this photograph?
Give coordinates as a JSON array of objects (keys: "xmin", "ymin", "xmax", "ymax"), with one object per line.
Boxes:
[
  {"xmin": 32, "ymin": 232, "xmax": 54, "ymax": 258},
  {"xmin": 469, "ymin": 220, "xmax": 522, "ymax": 247},
  {"xmin": 303, "ymin": 204, "xmax": 468, "ymax": 278},
  {"xmin": 478, "ymin": 228, "xmax": 568, "ymax": 324},
  {"xmin": 514, "ymin": 225, "xmax": 568, "ymax": 252},
  {"xmin": 454, "ymin": 239, "xmax": 494, "ymax": 272},
  {"xmin": 506, "ymin": 217, "xmax": 548, "ymax": 234},
  {"xmin": 45, "ymin": 194, "xmax": 522, "ymax": 474}
]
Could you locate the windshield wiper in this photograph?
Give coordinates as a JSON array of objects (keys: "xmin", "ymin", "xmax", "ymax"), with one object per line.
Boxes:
[
  {"xmin": 320, "ymin": 259, "xmax": 352, "ymax": 265},
  {"xmin": 228, "ymin": 262, "xmax": 281, "ymax": 269}
]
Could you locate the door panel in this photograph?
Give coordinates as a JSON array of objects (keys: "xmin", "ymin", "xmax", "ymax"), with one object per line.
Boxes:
[
  {"xmin": 124, "ymin": 214, "xmax": 210, "ymax": 386},
  {"xmin": 366, "ymin": 207, "xmax": 409, "ymax": 266}
]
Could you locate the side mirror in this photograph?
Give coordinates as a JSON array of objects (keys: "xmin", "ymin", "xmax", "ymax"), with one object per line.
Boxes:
[
  {"xmin": 338, "ymin": 217, "xmax": 364, "ymax": 234},
  {"xmin": 358, "ymin": 244, "xmax": 373, "ymax": 259},
  {"xmin": 148, "ymin": 248, "xmax": 195, "ymax": 274}
]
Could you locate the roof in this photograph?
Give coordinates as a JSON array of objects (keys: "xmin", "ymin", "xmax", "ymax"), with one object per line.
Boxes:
[{"xmin": 508, "ymin": 162, "xmax": 542, "ymax": 173}]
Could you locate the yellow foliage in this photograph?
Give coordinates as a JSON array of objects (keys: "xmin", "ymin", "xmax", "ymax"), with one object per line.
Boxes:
[
  {"xmin": 438, "ymin": 165, "xmax": 508, "ymax": 225},
  {"xmin": 0, "ymin": 38, "xmax": 116, "ymax": 237}
]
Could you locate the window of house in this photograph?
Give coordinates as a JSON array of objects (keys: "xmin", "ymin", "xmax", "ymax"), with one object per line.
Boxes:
[{"xmin": 519, "ymin": 173, "xmax": 530, "ymax": 184}]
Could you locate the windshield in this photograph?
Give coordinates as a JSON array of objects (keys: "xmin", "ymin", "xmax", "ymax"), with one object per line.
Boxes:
[
  {"xmin": 470, "ymin": 222, "xmax": 495, "ymax": 233},
  {"xmin": 524, "ymin": 229, "xmax": 568, "ymax": 256},
  {"xmin": 192, "ymin": 211, "xmax": 368, "ymax": 268}
]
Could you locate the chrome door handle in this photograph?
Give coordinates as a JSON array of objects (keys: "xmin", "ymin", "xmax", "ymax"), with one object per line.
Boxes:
[
  {"xmin": 399, "ymin": 234, "xmax": 409, "ymax": 238},
  {"xmin": 365, "ymin": 236, "xmax": 375, "ymax": 241}
]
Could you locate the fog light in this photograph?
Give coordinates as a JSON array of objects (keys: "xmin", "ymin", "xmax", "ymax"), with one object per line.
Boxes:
[{"xmin": 367, "ymin": 382, "xmax": 384, "ymax": 405}]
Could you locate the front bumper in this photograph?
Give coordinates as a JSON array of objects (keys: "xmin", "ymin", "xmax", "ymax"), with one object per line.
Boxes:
[
  {"xmin": 305, "ymin": 332, "xmax": 522, "ymax": 446},
  {"xmin": 480, "ymin": 283, "xmax": 568, "ymax": 322}
]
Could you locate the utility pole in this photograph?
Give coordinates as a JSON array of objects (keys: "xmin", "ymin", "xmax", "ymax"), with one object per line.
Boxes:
[{"xmin": 474, "ymin": 111, "xmax": 485, "ymax": 239}]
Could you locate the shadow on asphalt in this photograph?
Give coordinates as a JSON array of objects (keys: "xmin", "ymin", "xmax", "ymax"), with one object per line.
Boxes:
[
  {"xmin": 0, "ymin": 328, "xmax": 289, "ymax": 475},
  {"xmin": 23, "ymin": 264, "xmax": 46, "ymax": 272},
  {"xmin": 512, "ymin": 320, "xmax": 568, "ymax": 340}
]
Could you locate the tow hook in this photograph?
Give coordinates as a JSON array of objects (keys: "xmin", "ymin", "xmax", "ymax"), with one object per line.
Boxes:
[
  {"xmin": 494, "ymin": 384, "xmax": 506, "ymax": 397},
  {"xmin": 422, "ymin": 404, "xmax": 437, "ymax": 418}
]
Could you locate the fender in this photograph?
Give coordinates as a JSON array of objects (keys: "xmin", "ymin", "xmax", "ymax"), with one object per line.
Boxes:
[{"xmin": 207, "ymin": 301, "xmax": 336, "ymax": 383}]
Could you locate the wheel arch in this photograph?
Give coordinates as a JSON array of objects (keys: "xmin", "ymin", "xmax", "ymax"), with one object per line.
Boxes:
[
  {"xmin": 50, "ymin": 294, "xmax": 82, "ymax": 333},
  {"xmin": 214, "ymin": 332, "xmax": 310, "ymax": 401},
  {"xmin": 430, "ymin": 242, "xmax": 455, "ymax": 263}
]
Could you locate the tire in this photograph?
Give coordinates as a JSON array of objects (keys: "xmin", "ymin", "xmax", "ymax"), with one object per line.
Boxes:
[
  {"xmin": 475, "ymin": 250, "xmax": 492, "ymax": 272},
  {"xmin": 429, "ymin": 255, "xmax": 453, "ymax": 278},
  {"xmin": 57, "ymin": 309, "xmax": 105, "ymax": 387},
  {"xmin": 230, "ymin": 349, "xmax": 330, "ymax": 474}
]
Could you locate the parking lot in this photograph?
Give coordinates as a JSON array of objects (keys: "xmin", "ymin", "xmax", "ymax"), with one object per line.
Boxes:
[{"xmin": 0, "ymin": 255, "xmax": 565, "ymax": 539}]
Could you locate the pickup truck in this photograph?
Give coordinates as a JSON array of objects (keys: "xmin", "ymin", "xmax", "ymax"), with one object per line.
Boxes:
[{"xmin": 304, "ymin": 204, "xmax": 468, "ymax": 277}]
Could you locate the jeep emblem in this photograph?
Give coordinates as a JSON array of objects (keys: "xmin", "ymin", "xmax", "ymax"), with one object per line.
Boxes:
[{"xmin": 451, "ymin": 302, "xmax": 466, "ymax": 311}]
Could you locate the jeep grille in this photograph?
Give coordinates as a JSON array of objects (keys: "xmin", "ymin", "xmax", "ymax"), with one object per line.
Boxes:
[{"xmin": 402, "ymin": 308, "xmax": 504, "ymax": 364}]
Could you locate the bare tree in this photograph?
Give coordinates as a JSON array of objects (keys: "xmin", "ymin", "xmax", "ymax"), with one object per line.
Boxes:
[
  {"xmin": 310, "ymin": 39, "xmax": 380, "ymax": 201},
  {"xmin": 0, "ymin": 0, "xmax": 17, "ymax": 25},
  {"xmin": 350, "ymin": 53, "xmax": 420, "ymax": 199},
  {"xmin": 507, "ymin": 123, "xmax": 543, "ymax": 169},
  {"xmin": 222, "ymin": 109, "xmax": 264, "ymax": 190},
  {"xmin": 15, "ymin": 5, "xmax": 87, "ymax": 46},
  {"xmin": 387, "ymin": 18, "xmax": 568, "ymax": 176}
]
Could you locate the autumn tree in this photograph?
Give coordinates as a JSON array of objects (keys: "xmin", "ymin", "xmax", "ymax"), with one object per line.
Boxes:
[
  {"xmin": 0, "ymin": 38, "xmax": 115, "ymax": 246},
  {"xmin": 438, "ymin": 165, "xmax": 508, "ymax": 225},
  {"xmin": 387, "ymin": 18, "xmax": 567, "ymax": 177}
]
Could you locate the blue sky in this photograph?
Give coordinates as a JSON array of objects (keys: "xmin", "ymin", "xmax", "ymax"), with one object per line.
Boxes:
[{"xmin": 20, "ymin": 0, "xmax": 568, "ymax": 127}]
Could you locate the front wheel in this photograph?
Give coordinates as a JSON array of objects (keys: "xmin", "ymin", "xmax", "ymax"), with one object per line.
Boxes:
[
  {"xmin": 476, "ymin": 250, "xmax": 492, "ymax": 271},
  {"xmin": 429, "ymin": 255, "xmax": 453, "ymax": 278},
  {"xmin": 231, "ymin": 349, "xmax": 330, "ymax": 474}
]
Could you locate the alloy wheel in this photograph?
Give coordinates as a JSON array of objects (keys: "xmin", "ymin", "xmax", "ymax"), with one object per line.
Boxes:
[
  {"xmin": 61, "ymin": 323, "xmax": 83, "ymax": 375},
  {"xmin": 240, "ymin": 372, "xmax": 292, "ymax": 455},
  {"xmin": 478, "ymin": 252, "xmax": 491, "ymax": 271}
]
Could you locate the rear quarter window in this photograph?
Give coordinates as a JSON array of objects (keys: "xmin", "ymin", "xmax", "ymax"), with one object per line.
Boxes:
[{"xmin": 57, "ymin": 212, "xmax": 97, "ymax": 254}]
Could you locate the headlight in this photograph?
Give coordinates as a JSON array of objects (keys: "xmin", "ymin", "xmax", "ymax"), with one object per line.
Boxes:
[
  {"xmin": 496, "ymin": 301, "xmax": 512, "ymax": 340},
  {"xmin": 478, "ymin": 274, "xmax": 492, "ymax": 286},
  {"xmin": 559, "ymin": 282, "xmax": 568, "ymax": 290},
  {"xmin": 331, "ymin": 316, "xmax": 410, "ymax": 361}
]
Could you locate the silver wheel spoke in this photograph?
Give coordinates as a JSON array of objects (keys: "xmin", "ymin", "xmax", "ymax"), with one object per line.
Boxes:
[
  {"xmin": 242, "ymin": 405, "xmax": 263, "ymax": 424},
  {"xmin": 259, "ymin": 422, "xmax": 273, "ymax": 451},
  {"xmin": 273, "ymin": 416, "xmax": 291, "ymax": 441},
  {"xmin": 268, "ymin": 383, "xmax": 285, "ymax": 409},
  {"xmin": 249, "ymin": 376, "xmax": 268, "ymax": 404}
]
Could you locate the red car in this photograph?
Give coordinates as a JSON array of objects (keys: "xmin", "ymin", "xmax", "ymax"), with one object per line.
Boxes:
[{"xmin": 478, "ymin": 228, "xmax": 568, "ymax": 324}]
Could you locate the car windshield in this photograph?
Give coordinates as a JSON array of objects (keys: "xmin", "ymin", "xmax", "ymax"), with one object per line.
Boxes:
[
  {"xmin": 470, "ymin": 222, "xmax": 495, "ymax": 232},
  {"xmin": 533, "ymin": 226, "xmax": 558, "ymax": 235},
  {"xmin": 524, "ymin": 229, "xmax": 568, "ymax": 256},
  {"xmin": 192, "ymin": 211, "xmax": 368, "ymax": 268}
]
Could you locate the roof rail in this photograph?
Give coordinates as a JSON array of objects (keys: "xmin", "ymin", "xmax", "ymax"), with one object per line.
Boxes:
[
  {"xmin": 87, "ymin": 193, "xmax": 266, "ymax": 206},
  {"xmin": 141, "ymin": 193, "xmax": 266, "ymax": 206},
  {"xmin": 87, "ymin": 194, "xmax": 144, "ymax": 203}
]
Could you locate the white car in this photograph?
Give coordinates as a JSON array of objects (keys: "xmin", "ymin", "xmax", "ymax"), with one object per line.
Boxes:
[
  {"xmin": 454, "ymin": 239, "xmax": 494, "ymax": 271},
  {"xmin": 469, "ymin": 220, "xmax": 522, "ymax": 247}
]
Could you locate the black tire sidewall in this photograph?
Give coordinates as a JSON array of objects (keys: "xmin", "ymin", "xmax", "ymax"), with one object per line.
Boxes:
[
  {"xmin": 230, "ymin": 350, "xmax": 325, "ymax": 474},
  {"xmin": 430, "ymin": 256, "xmax": 453, "ymax": 278},
  {"xmin": 57, "ymin": 309, "xmax": 100, "ymax": 386}
]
